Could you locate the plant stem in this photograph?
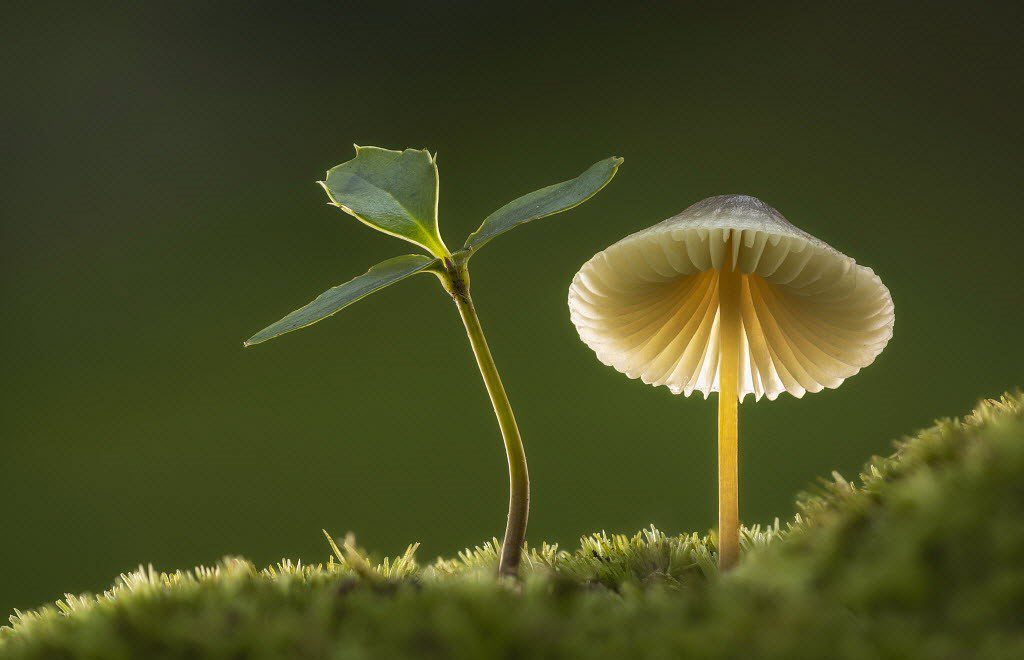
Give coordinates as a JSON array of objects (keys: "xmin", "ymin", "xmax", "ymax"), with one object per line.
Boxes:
[
  {"xmin": 444, "ymin": 262, "xmax": 529, "ymax": 579},
  {"xmin": 717, "ymin": 236, "xmax": 742, "ymax": 571}
]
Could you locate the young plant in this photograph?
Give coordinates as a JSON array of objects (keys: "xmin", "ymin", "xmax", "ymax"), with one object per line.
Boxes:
[
  {"xmin": 245, "ymin": 146, "xmax": 622, "ymax": 579},
  {"xmin": 568, "ymin": 194, "xmax": 894, "ymax": 570}
]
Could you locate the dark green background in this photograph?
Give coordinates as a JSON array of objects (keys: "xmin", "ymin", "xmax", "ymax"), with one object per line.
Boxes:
[{"xmin": 4, "ymin": 2, "xmax": 1021, "ymax": 612}]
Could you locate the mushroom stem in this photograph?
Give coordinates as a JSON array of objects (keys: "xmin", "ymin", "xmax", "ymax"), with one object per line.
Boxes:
[
  {"xmin": 717, "ymin": 235, "xmax": 742, "ymax": 570},
  {"xmin": 444, "ymin": 262, "xmax": 529, "ymax": 579}
]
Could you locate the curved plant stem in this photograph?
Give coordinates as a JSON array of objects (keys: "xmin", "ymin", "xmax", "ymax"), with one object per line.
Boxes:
[
  {"xmin": 444, "ymin": 262, "xmax": 529, "ymax": 579},
  {"xmin": 717, "ymin": 237, "xmax": 742, "ymax": 571}
]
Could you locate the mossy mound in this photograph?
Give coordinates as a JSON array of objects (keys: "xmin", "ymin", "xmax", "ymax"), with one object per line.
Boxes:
[{"xmin": 3, "ymin": 393, "xmax": 1022, "ymax": 659}]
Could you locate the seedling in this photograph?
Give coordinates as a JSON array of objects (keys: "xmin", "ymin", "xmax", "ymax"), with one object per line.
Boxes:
[
  {"xmin": 568, "ymin": 194, "xmax": 894, "ymax": 569},
  {"xmin": 245, "ymin": 146, "xmax": 622, "ymax": 578}
]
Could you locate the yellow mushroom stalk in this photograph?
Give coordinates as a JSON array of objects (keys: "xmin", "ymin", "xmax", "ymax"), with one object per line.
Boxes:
[{"xmin": 568, "ymin": 195, "xmax": 895, "ymax": 570}]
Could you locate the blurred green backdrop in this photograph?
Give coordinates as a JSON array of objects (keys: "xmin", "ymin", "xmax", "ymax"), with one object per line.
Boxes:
[{"xmin": 3, "ymin": 2, "xmax": 1021, "ymax": 611}]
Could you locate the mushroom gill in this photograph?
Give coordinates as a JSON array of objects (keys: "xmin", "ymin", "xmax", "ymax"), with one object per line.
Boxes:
[{"xmin": 568, "ymin": 195, "xmax": 895, "ymax": 401}]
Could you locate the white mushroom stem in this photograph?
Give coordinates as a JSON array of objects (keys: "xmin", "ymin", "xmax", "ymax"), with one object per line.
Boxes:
[{"xmin": 717, "ymin": 234, "xmax": 742, "ymax": 570}]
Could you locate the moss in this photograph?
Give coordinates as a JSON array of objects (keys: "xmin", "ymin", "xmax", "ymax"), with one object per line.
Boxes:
[{"xmin": 3, "ymin": 393, "xmax": 1022, "ymax": 659}]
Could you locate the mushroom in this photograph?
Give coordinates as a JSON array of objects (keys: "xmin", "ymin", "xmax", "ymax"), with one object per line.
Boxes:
[{"xmin": 568, "ymin": 194, "xmax": 894, "ymax": 570}]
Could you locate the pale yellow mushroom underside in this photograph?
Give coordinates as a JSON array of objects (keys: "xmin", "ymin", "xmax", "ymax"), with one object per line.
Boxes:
[{"xmin": 568, "ymin": 195, "xmax": 895, "ymax": 401}]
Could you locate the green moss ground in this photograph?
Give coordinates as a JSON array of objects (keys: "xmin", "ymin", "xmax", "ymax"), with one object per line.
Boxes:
[{"xmin": 3, "ymin": 393, "xmax": 1022, "ymax": 659}]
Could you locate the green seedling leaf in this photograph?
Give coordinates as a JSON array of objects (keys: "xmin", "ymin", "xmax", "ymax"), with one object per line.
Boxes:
[
  {"xmin": 463, "ymin": 156, "xmax": 623, "ymax": 251},
  {"xmin": 320, "ymin": 146, "xmax": 450, "ymax": 257},
  {"xmin": 244, "ymin": 254, "xmax": 437, "ymax": 346}
]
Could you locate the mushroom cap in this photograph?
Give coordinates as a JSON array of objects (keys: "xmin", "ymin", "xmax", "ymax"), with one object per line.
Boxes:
[{"xmin": 568, "ymin": 195, "xmax": 894, "ymax": 401}]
